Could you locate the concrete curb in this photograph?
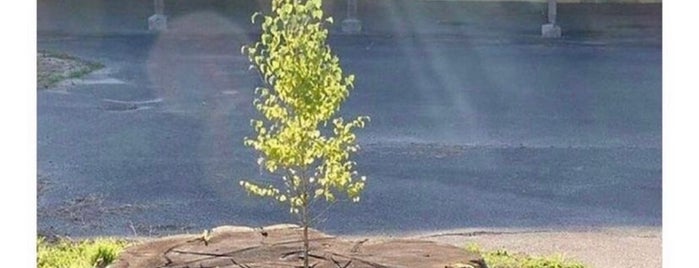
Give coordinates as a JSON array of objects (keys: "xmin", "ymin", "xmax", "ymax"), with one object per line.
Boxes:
[{"xmin": 422, "ymin": 0, "xmax": 661, "ymax": 3}]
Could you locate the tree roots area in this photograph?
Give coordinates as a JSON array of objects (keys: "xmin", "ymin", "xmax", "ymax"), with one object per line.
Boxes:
[{"xmin": 113, "ymin": 224, "xmax": 485, "ymax": 268}]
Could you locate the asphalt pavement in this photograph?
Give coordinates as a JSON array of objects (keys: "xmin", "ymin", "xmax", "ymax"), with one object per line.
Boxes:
[{"xmin": 37, "ymin": 0, "xmax": 661, "ymax": 237}]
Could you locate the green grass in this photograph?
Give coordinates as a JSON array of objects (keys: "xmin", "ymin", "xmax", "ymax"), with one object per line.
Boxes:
[
  {"xmin": 37, "ymin": 237, "xmax": 130, "ymax": 268},
  {"xmin": 38, "ymin": 50, "xmax": 104, "ymax": 70},
  {"xmin": 466, "ymin": 243, "xmax": 586, "ymax": 268},
  {"xmin": 37, "ymin": 50, "xmax": 104, "ymax": 89}
]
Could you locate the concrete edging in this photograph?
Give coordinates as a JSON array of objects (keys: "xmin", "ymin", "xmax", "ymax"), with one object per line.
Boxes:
[{"xmin": 422, "ymin": 0, "xmax": 661, "ymax": 3}]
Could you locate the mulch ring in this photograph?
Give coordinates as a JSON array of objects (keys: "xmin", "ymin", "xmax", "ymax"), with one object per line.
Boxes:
[{"xmin": 113, "ymin": 224, "xmax": 486, "ymax": 268}]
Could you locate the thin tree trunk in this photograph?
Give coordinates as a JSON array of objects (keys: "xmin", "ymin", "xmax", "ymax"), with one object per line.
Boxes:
[
  {"xmin": 301, "ymin": 182, "xmax": 310, "ymax": 268},
  {"xmin": 303, "ymin": 220, "xmax": 309, "ymax": 268}
]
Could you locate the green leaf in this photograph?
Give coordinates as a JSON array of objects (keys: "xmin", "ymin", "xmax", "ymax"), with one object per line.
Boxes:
[
  {"xmin": 312, "ymin": 10, "xmax": 323, "ymax": 19},
  {"xmin": 281, "ymin": 4, "xmax": 293, "ymax": 15}
]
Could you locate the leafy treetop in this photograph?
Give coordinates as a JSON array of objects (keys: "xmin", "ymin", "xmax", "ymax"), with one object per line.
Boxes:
[{"xmin": 240, "ymin": 0, "xmax": 369, "ymax": 215}]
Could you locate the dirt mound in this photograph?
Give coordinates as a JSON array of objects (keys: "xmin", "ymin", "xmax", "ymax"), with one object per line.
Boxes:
[{"xmin": 113, "ymin": 224, "xmax": 485, "ymax": 268}]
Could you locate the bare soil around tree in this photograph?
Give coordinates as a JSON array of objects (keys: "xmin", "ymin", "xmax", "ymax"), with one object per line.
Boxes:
[
  {"xmin": 112, "ymin": 225, "xmax": 659, "ymax": 267},
  {"xmin": 113, "ymin": 224, "xmax": 486, "ymax": 268}
]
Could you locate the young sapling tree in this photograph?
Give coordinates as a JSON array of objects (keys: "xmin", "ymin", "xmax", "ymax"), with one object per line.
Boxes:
[{"xmin": 239, "ymin": 0, "xmax": 369, "ymax": 267}]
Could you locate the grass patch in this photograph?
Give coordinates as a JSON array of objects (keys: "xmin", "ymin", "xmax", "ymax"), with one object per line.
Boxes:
[
  {"xmin": 37, "ymin": 237, "xmax": 130, "ymax": 268},
  {"xmin": 37, "ymin": 50, "xmax": 104, "ymax": 89},
  {"xmin": 466, "ymin": 243, "xmax": 586, "ymax": 268}
]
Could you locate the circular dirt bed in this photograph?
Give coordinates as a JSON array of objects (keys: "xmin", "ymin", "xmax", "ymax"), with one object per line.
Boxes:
[{"xmin": 113, "ymin": 224, "xmax": 485, "ymax": 268}]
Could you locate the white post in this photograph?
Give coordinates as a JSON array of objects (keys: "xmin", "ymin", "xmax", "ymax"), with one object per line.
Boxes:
[
  {"xmin": 347, "ymin": 0, "xmax": 357, "ymax": 18},
  {"xmin": 155, "ymin": 0, "xmax": 164, "ymax": 15},
  {"xmin": 149, "ymin": 0, "xmax": 167, "ymax": 31},
  {"xmin": 548, "ymin": 0, "xmax": 557, "ymax": 25},
  {"xmin": 541, "ymin": 0, "xmax": 561, "ymax": 38},
  {"xmin": 342, "ymin": 0, "xmax": 362, "ymax": 34}
]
